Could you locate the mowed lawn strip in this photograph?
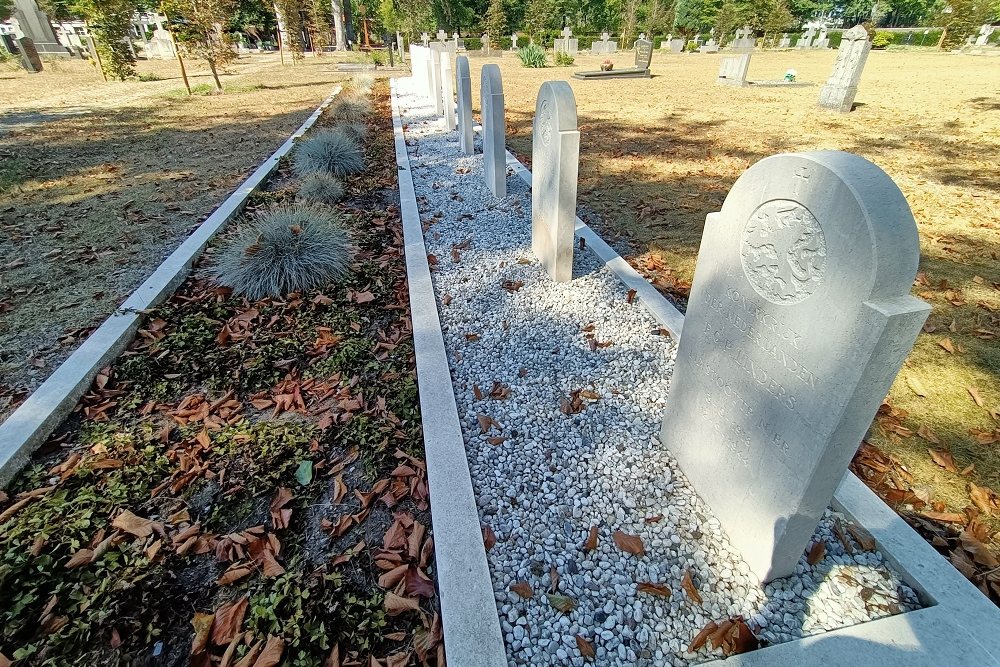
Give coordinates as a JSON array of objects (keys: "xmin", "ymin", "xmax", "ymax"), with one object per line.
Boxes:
[{"xmin": 0, "ymin": 80, "xmax": 444, "ymax": 666}]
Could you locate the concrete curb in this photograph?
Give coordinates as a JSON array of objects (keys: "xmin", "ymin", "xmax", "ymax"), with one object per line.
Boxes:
[
  {"xmin": 0, "ymin": 86, "xmax": 343, "ymax": 489},
  {"xmin": 389, "ymin": 79, "xmax": 508, "ymax": 667},
  {"xmin": 503, "ymin": 146, "xmax": 1000, "ymax": 666}
]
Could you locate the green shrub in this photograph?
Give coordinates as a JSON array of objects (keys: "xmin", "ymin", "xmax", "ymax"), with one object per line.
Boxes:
[
  {"xmin": 138, "ymin": 71, "xmax": 161, "ymax": 81},
  {"xmin": 369, "ymin": 49, "xmax": 386, "ymax": 67},
  {"xmin": 329, "ymin": 95, "xmax": 372, "ymax": 123},
  {"xmin": 554, "ymin": 51, "xmax": 575, "ymax": 66},
  {"xmin": 517, "ymin": 43, "xmax": 547, "ymax": 68},
  {"xmin": 293, "ymin": 129, "xmax": 365, "ymax": 178},
  {"xmin": 213, "ymin": 205, "xmax": 353, "ymax": 299},
  {"xmin": 872, "ymin": 31, "xmax": 893, "ymax": 48},
  {"xmin": 465, "ymin": 37, "xmax": 483, "ymax": 50},
  {"xmin": 299, "ymin": 173, "xmax": 345, "ymax": 205},
  {"xmin": 686, "ymin": 40, "xmax": 699, "ymax": 51}
]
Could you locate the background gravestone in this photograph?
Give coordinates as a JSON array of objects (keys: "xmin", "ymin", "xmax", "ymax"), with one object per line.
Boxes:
[
  {"xmin": 480, "ymin": 64, "xmax": 506, "ymax": 198},
  {"xmin": 429, "ymin": 45, "xmax": 444, "ymax": 115},
  {"xmin": 12, "ymin": 0, "xmax": 69, "ymax": 56},
  {"xmin": 717, "ymin": 53, "xmax": 750, "ymax": 86},
  {"xmin": 660, "ymin": 151, "xmax": 929, "ymax": 582},
  {"xmin": 531, "ymin": 81, "xmax": 580, "ymax": 283},
  {"xmin": 455, "ymin": 55, "xmax": 474, "ymax": 155},
  {"xmin": 17, "ymin": 37, "xmax": 43, "ymax": 73},
  {"xmin": 818, "ymin": 25, "xmax": 871, "ymax": 113},
  {"xmin": 441, "ymin": 51, "xmax": 456, "ymax": 131}
]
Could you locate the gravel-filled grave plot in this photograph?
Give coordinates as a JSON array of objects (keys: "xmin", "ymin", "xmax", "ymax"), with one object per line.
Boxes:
[{"xmin": 395, "ymin": 77, "xmax": 922, "ymax": 667}]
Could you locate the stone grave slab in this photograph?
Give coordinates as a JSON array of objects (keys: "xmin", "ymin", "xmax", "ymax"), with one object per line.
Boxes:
[
  {"xmin": 480, "ymin": 64, "xmax": 506, "ymax": 197},
  {"xmin": 441, "ymin": 50, "xmax": 456, "ymax": 130},
  {"xmin": 574, "ymin": 38, "xmax": 652, "ymax": 79},
  {"xmin": 429, "ymin": 44, "xmax": 444, "ymax": 116},
  {"xmin": 699, "ymin": 39, "xmax": 719, "ymax": 53},
  {"xmin": 818, "ymin": 25, "xmax": 871, "ymax": 112},
  {"xmin": 531, "ymin": 81, "xmax": 580, "ymax": 283},
  {"xmin": 16, "ymin": 36, "xmax": 43, "ymax": 72},
  {"xmin": 455, "ymin": 55, "xmax": 474, "ymax": 155},
  {"xmin": 660, "ymin": 151, "xmax": 929, "ymax": 582},
  {"xmin": 717, "ymin": 53, "xmax": 750, "ymax": 86}
]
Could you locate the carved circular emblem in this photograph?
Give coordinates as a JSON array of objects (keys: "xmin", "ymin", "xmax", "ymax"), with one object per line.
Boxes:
[
  {"xmin": 740, "ymin": 200, "xmax": 827, "ymax": 305},
  {"xmin": 538, "ymin": 99, "xmax": 553, "ymax": 147}
]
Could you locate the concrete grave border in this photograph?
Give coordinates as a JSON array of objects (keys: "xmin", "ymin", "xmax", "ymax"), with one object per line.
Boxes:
[
  {"xmin": 389, "ymin": 78, "xmax": 508, "ymax": 667},
  {"xmin": 0, "ymin": 86, "xmax": 343, "ymax": 488}
]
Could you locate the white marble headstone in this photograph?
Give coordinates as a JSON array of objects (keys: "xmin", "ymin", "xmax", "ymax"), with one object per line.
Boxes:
[
  {"xmin": 480, "ymin": 64, "xmax": 506, "ymax": 198},
  {"xmin": 441, "ymin": 50, "xmax": 456, "ymax": 131},
  {"xmin": 818, "ymin": 25, "xmax": 871, "ymax": 112},
  {"xmin": 660, "ymin": 151, "xmax": 929, "ymax": 582},
  {"xmin": 531, "ymin": 81, "xmax": 580, "ymax": 283},
  {"xmin": 455, "ymin": 55, "xmax": 474, "ymax": 155},
  {"xmin": 429, "ymin": 44, "xmax": 444, "ymax": 116}
]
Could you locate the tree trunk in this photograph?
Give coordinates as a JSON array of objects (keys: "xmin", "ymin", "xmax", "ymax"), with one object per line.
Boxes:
[
  {"xmin": 331, "ymin": 0, "xmax": 346, "ymax": 50},
  {"xmin": 207, "ymin": 58, "xmax": 223, "ymax": 91}
]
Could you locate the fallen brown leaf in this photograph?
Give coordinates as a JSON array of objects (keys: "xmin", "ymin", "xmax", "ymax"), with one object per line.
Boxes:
[
  {"xmin": 510, "ymin": 581, "xmax": 534, "ymax": 599},
  {"xmin": 681, "ymin": 570, "xmax": 703, "ymax": 604},
  {"xmin": 584, "ymin": 525, "xmax": 599, "ymax": 552},
  {"xmin": 612, "ymin": 530, "xmax": 645, "ymax": 556},
  {"xmin": 575, "ymin": 635, "xmax": 595, "ymax": 659},
  {"xmin": 806, "ymin": 541, "xmax": 826, "ymax": 565},
  {"xmin": 637, "ymin": 582, "xmax": 672, "ymax": 598}
]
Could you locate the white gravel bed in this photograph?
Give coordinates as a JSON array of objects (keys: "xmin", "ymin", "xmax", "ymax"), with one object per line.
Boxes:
[{"xmin": 395, "ymin": 77, "xmax": 921, "ymax": 667}]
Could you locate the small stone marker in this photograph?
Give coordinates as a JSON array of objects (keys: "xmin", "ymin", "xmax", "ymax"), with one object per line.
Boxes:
[
  {"xmin": 554, "ymin": 26, "xmax": 578, "ymax": 55},
  {"xmin": 717, "ymin": 53, "xmax": 751, "ymax": 86},
  {"xmin": 670, "ymin": 38, "xmax": 685, "ymax": 53},
  {"xmin": 421, "ymin": 32, "xmax": 430, "ymax": 46},
  {"xmin": 531, "ymin": 81, "xmax": 580, "ymax": 283},
  {"xmin": 731, "ymin": 26, "xmax": 755, "ymax": 51},
  {"xmin": 699, "ymin": 39, "xmax": 719, "ymax": 53},
  {"xmin": 814, "ymin": 28, "xmax": 830, "ymax": 48},
  {"xmin": 591, "ymin": 32, "xmax": 618, "ymax": 54},
  {"xmin": 480, "ymin": 64, "xmax": 506, "ymax": 198},
  {"xmin": 429, "ymin": 44, "xmax": 444, "ymax": 116},
  {"xmin": 436, "ymin": 29, "xmax": 447, "ymax": 42},
  {"xmin": 16, "ymin": 36, "xmax": 43, "ymax": 72},
  {"xmin": 510, "ymin": 32, "xmax": 518, "ymax": 50},
  {"xmin": 659, "ymin": 151, "xmax": 929, "ymax": 582},
  {"xmin": 779, "ymin": 33, "xmax": 791, "ymax": 48},
  {"xmin": 455, "ymin": 55, "xmax": 474, "ymax": 155},
  {"xmin": 441, "ymin": 50, "xmax": 456, "ymax": 130},
  {"xmin": 975, "ymin": 24, "xmax": 995, "ymax": 45},
  {"xmin": 796, "ymin": 28, "xmax": 815, "ymax": 48},
  {"xmin": 818, "ymin": 25, "xmax": 871, "ymax": 113}
]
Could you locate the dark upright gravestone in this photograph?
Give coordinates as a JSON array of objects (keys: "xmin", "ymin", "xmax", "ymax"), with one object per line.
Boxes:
[{"xmin": 17, "ymin": 37, "xmax": 44, "ymax": 73}]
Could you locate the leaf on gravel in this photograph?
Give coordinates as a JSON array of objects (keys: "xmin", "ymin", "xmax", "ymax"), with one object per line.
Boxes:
[
  {"xmin": 510, "ymin": 582, "xmax": 534, "ymax": 599},
  {"xmin": 384, "ymin": 592, "xmax": 421, "ymax": 616},
  {"xmin": 968, "ymin": 386, "xmax": 984, "ymax": 407},
  {"xmin": 688, "ymin": 621, "xmax": 718, "ymax": 652},
  {"xmin": 254, "ymin": 635, "xmax": 285, "ymax": 667},
  {"xmin": 502, "ymin": 280, "xmax": 524, "ymax": 292},
  {"xmin": 578, "ymin": 389, "xmax": 600, "ymax": 400},
  {"xmin": 482, "ymin": 524, "xmax": 497, "ymax": 551},
  {"xmin": 928, "ymin": 449, "xmax": 958, "ymax": 473},
  {"xmin": 637, "ymin": 582, "xmax": 672, "ymax": 598},
  {"xmin": 905, "ymin": 375, "xmax": 928, "ymax": 397},
  {"xmin": 112, "ymin": 509, "xmax": 160, "ymax": 538},
  {"xmin": 681, "ymin": 570, "xmax": 703, "ymax": 604},
  {"xmin": 549, "ymin": 565, "xmax": 560, "ymax": 593},
  {"xmin": 190, "ymin": 612, "xmax": 215, "ymax": 656},
  {"xmin": 584, "ymin": 525, "xmax": 599, "ymax": 552},
  {"xmin": 211, "ymin": 596, "xmax": 248, "ymax": 646},
  {"xmin": 626, "ymin": 288, "xmax": 637, "ymax": 304},
  {"xmin": 477, "ymin": 413, "xmax": 496, "ymax": 433},
  {"xmin": 846, "ymin": 524, "xmax": 876, "ymax": 551},
  {"xmin": 806, "ymin": 541, "xmax": 826, "ymax": 565},
  {"xmin": 575, "ymin": 635, "xmax": 595, "ymax": 659},
  {"xmin": 546, "ymin": 593, "xmax": 577, "ymax": 613},
  {"xmin": 612, "ymin": 530, "xmax": 645, "ymax": 556},
  {"xmin": 295, "ymin": 460, "xmax": 314, "ymax": 486},
  {"xmin": 473, "ymin": 385, "xmax": 484, "ymax": 400}
]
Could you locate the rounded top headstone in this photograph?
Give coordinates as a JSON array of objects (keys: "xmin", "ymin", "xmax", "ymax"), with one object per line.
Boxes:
[
  {"xmin": 481, "ymin": 63, "xmax": 503, "ymax": 96},
  {"xmin": 456, "ymin": 54, "xmax": 470, "ymax": 78},
  {"xmin": 533, "ymin": 80, "xmax": 578, "ymax": 146},
  {"xmin": 720, "ymin": 151, "xmax": 920, "ymax": 304}
]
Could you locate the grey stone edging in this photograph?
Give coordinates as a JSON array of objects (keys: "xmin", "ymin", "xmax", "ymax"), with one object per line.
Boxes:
[
  {"xmin": 504, "ymin": 145, "xmax": 1000, "ymax": 666},
  {"xmin": 0, "ymin": 86, "xmax": 343, "ymax": 489},
  {"xmin": 389, "ymin": 78, "xmax": 508, "ymax": 667}
]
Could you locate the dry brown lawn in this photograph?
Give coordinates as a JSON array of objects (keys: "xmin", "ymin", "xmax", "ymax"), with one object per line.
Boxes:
[
  {"xmin": 0, "ymin": 53, "xmax": 363, "ymax": 417},
  {"xmin": 469, "ymin": 48, "xmax": 1000, "ymax": 532}
]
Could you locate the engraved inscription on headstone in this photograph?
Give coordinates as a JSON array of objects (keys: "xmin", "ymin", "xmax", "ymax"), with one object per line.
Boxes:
[
  {"xmin": 481, "ymin": 64, "xmax": 506, "ymax": 198},
  {"xmin": 660, "ymin": 151, "xmax": 929, "ymax": 582},
  {"xmin": 531, "ymin": 81, "xmax": 580, "ymax": 283},
  {"xmin": 818, "ymin": 25, "xmax": 871, "ymax": 112}
]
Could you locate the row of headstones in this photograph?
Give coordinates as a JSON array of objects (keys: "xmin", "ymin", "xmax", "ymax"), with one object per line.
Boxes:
[
  {"xmin": 664, "ymin": 27, "xmax": 834, "ymax": 54},
  {"xmin": 715, "ymin": 26, "xmax": 872, "ymax": 113},
  {"xmin": 418, "ymin": 29, "xmax": 527, "ymax": 53},
  {"xmin": 406, "ymin": 50, "xmax": 928, "ymax": 582}
]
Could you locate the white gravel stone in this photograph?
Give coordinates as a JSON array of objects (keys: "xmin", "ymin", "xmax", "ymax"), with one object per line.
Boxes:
[{"xmin": 396, "ymin": 77, "xmax": 921, "ymax": 666}]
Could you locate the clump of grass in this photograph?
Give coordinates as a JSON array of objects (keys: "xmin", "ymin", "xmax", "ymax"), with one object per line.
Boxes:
[
  {"xmin": 138, "ymin": 71, "xmax": 161, "ymax": 81},
  {"xmin": 292, "ymin": 129, "xmax": 365, "ymax": 178},
  {"xmin": 349, "ymin": 72, "xmax": 375, "ymax": 95},
  {"xmin": 299, "ymin": 172, "xmax": 345, "ymax": 205},
  {"xmin": 517, "ymin": 43, "xmax": 547, "ymax": 68},
  {"xmin": 337, "ymin": 121, "xmax": 368, "ymax": 140},
  {"xmin": 213, "ymin": 205, "xmax": 353, "ymax": 299},
  {"xmin": 329, "ymin": 95, "xmax": 372, "ymax": 123},
  {"xmin": 554, "ymin": 51, "xmax": 575, "ymax": 66}
]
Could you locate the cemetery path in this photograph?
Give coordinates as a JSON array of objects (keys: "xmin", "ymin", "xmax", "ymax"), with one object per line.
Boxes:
[
  {"xmin": 0, "ymin": 56, "xmax": 355, "ymax": 422},
  {"xmin": 395, "ymin": 76, "xmax": 921, "ymax": 665}
]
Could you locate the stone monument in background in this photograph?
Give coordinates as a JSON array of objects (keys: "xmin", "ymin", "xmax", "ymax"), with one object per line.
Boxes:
[
  {"xmin": 12, "ymin": 0, "xmax": 70, "ymax": 56},
  {"xmin": 660, "ymin": 151, "xmax": 929, "ymax": 582},
  {"xmin": 818, "ymin": 25, "xmax": 871, "ymax": 112}
]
